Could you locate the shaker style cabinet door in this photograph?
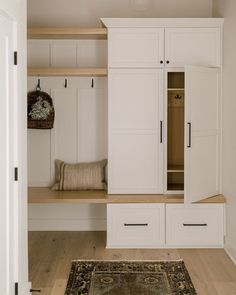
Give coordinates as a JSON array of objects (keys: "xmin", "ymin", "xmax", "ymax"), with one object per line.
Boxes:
[
  {"xmin": 184, "ymin": 65, "xmax": 220, "ymax": 203},
  {"xmin": 108, "ymin": 69, "xmax": 164, "ymax": 194},
  {"xmin": 165, "ymin": 28, "xmax": 221, "ymax": 68},
  {"xmin": 108, "ymin": 28, "xmax": 164, "ymax": 68}
]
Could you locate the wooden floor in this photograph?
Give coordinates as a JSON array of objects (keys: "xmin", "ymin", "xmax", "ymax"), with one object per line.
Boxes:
[{"xmin": 28, "ymin": 231, "xmax": 236, "ymax": 295}]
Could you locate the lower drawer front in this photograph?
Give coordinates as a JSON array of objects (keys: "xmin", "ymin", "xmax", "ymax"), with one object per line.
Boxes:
[
  {"xmin": 107, "ymin": 204, "xmax": 165, "ymax": 248},
  {"xmin": 166, "ymin": 204, "xmax": 224, "ymax": 247}
]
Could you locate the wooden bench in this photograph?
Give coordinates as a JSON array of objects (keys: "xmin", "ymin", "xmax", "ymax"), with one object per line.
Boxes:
[{"xmin": 28, "ymin": 187, "xmax": 226, "ymax": 204}]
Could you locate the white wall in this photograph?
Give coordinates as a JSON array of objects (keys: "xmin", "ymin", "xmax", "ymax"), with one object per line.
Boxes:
[
  {"xmin": 27, "ymin": 39, "xmax": 108, "ymax": 231},
  {"xmin": 27, "ymin": 0, "xmax": 213, "ymax": 27},
  {"xmin": 213, "ymin": 0, "xmax": 236, "ymax": 263},
  {"xmin": 27, "ymin": 40, "xmax": 108, "ymax": 186}
]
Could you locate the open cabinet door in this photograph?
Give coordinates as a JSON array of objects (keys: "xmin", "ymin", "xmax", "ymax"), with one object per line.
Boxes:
[{"xmin": 185, "ymin": 65, "xmax": 220, "ymax": 203}]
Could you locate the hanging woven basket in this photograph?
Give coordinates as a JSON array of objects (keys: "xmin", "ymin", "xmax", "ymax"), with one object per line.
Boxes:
[{"xmin": 28, "ymin": 90, "xmax": 55, "ymax": 129}]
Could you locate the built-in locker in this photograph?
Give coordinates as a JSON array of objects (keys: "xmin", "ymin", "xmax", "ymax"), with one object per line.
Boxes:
[{"xmin": 167, "ymin": 72, "xmax": 185, "ymax": 192}]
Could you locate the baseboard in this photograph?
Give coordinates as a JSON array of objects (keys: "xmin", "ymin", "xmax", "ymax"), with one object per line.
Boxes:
[
  {"xmin": 224, "ymin": 237, "xmax": 236, "ymax": 265},
  {"xmin": 28, "ymin": 218, "xmax": 106, "ymax": 231}
]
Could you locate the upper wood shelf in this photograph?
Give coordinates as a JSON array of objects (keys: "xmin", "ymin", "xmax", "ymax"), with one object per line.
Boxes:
[
  {"xmin": 28, "ymin": 67, "xmax": 107, "ymax": 77},
  {"xmin": 28, "ymin": 27, "xmax": 108, "ymax": 40},
  {"xmin": 28, "ymin": 187, "xmax": 226, "ymax": 204}
]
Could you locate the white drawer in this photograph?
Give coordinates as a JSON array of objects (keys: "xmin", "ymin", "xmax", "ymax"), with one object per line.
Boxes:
[
  {"xmin": 107, "ymin": 204, "xmax": 165, "ymax": 248},
  {"xmin": 166, "ymin": 204, "xmax": 224, "ymax": 247}
]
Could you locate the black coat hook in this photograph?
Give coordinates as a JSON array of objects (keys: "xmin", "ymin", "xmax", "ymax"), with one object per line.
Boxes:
[
  {"xmin": 175, "ymin": 94, "xmax": 182, "ymax": 99},
  {"xmin": 64, "ymin": 78, "xmax": 68, "ymax": 88},
  {"xmin": 36, "ymin": 79, "xmax": 41, "ymax": 91}
]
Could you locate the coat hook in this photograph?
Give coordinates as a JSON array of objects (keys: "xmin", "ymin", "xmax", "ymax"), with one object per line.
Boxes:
[
  {"xmin": 64, "ymin": 78, "xmax": 68, "ymax": 88},
  {"xmin": 175, "ymin": 94, "xmax": 182, "ymax": 99},
  {"xmin": 91, "ymin": 77, "xmax": 94, "ymax": 88},
  {"xmin": 36, "ymin": 78, "xmax": 41, "ymax": 91}
]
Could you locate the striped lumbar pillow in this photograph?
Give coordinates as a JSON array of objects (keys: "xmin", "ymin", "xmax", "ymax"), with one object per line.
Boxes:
[{"xmin": 51, "ymin": 159, "xmax": 107, "ymax": 191}]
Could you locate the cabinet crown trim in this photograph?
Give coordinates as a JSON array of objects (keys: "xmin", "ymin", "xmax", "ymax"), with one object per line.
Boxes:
[{"xmin": 101, "ymin": 18, "xmax": 224, "ymax": 28}]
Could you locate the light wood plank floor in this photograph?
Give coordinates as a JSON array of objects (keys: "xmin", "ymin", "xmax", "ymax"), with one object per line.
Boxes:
[{"xmin": 28, "ymin": 232, "xmax": 236, "ymax": 295}]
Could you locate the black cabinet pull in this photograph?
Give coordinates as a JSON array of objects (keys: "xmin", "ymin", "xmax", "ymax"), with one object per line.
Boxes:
[
  {"xmin": 166, "ymin": 60, "xmax": 170, "ymax": 64},
  {"xmin": 160, "ymin": 120, "xmax": 163, "ymax": 143},
  {"xmin": 187, "ymin": 122, "xmax": 191, "ymax": 148},
  {"xmin": 124, "ymin": 223, "xmax": 148, "ymax": 227},
  {"xmin": 183, "ymin": 223, "xmax": 207, "ymax": 227},
  {"xmin": 160, "ymin": 60, "xmax": 163, "ymax": 64}
]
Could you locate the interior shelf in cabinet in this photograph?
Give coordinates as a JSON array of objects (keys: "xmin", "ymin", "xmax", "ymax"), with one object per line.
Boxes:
[
  {"xmin": 167, "ymin": 183, "xmax": 184, "ymax": 191},
  {"xmin": 28, "ymin": 67, "xmax": 108, "ymax": 77},
  {"xmin": 28, "ymin": 27, "xmax": 108, "ymax": 40},
  {"xmin": 167, "ymin": 165, "xmax": 184, "ymax": 172},
  {"xmin": 168, "ymin": 88, "xmax": 184, "ymax": 91}
]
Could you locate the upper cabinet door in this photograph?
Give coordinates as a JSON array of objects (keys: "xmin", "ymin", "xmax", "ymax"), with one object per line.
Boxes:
[
  {"xmin": 185, "ymin": 66, "xmax": 220, "ymax": 203},
  {"xmin": 165, "ymin": 28, "xmax": 221, "ymax": 67},
  {"xmin": 108, "ymin": 28, "xmax": 164, "ymax": 68}
]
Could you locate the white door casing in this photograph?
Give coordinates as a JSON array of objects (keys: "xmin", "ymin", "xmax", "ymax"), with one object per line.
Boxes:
[
  {"xmin": 185, "ymin": 65, "xmax": 220, "ymax": 203},
  {"xmin": 108, "ymin": 69, "xmax": 164, "ymax": 194},
  {"xmin": 0, "ymin": 13, "xmax": 17, "ymax": 295},
  {"xmin": 0, "ymin": 0, "xmax": 28, "ymax": 294}
]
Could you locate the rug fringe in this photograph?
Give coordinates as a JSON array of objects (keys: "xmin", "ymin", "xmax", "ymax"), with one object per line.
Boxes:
[{"xmin": 70, "ymin": 259, "xmax": 184, "ymax": 262}]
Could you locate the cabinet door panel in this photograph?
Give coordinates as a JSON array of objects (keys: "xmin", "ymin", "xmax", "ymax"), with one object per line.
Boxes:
[
  {"xmin": 165, "ymin": 28, "xmax": 221, "ymax": 67},
  {"xmin": 108, "ymin": 69, "xmax": 163, "ymax": 194},
  {"xmin": 109, "ymin": 28, "xmax": 164, "ymax": 68},
  {"xmin": 109, "ymin": 69, "xmax": 163, "ymax": 130},
  {"xmin": 109, "ymin": 133, "xmax": 162, "ymax": 194},
  {"xmin": 185, "ymin": 66, "xmax": 220, "ymax": 203}
]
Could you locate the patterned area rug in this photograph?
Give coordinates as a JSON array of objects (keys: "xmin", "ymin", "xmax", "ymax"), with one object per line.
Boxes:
[{"xmin": 65, "ymin": 260, "xmax": 197, "ymax": 295}]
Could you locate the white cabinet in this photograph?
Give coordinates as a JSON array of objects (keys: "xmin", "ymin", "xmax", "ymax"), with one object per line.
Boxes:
[
  {"xmin": 165, "ymin": 28, "xmax": 221, "ymax": 67},
  {"xmin": 108, "ymin": 69, "xmax": 164, "ymax": 194},
  {"xmin": 108, "ymin": 28, "xmax": 164, "ymax": 68},
  {"xmin": 166, "ymin": 204, "xmax": 224, "ymax": 247},
  {"xmin": 103, "ymin": 18, "xmax": 224, "ymax": 249},
  {"xmin": 107, "ymin": 204, "xmax": 165, "ymax": 248},
  {"xmin": 108, "ymin": 26, "xmax": 221, "ymax": 69},
  {"xmin": 106, "ymin": 20, "xmax": 222, "ymax": 197}
]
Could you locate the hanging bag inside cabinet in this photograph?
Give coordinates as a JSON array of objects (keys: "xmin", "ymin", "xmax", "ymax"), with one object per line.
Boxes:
[{"xmin": 27, "ymin": 88, "xmax": 55, "ymax": 129}]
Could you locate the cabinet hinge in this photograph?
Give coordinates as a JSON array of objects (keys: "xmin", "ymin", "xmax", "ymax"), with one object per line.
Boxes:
[
  {"xmin": 14, "ymin": 167, "xmax": 18, "ymax": 181},
  {"xmin": 15, "ymin": 282, "xmax": 18, "ymax": 295},
  {"xmin": 14, "ymin": 51, "xmax": 18, "ymax": 65}
]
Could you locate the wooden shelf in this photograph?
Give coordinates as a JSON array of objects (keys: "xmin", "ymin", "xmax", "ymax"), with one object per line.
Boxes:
[
  {"xmin": 28, "ymin": 67, "xmax": 107, "ymax": 77},
  {"xmin": 167, "ymin": 165, "xmax": 184, "ymax": 172},
  {"xmin": 168, "ymin": 88, "xmax": 184, "ymax": 91},
  {"xmin": 167, "ymin": 183, "xmax": 184, "ymax": 191},
  {"xmin": 28, "ymin": 27, "xmax": 107, "ymax": 40},
  {"xmin": 28, "ymin": 187, "xmax": 226, "ymax": 204}
]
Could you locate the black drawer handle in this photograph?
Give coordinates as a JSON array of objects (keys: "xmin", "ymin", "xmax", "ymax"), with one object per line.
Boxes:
[
  {"xmin": 183, "ymin": 223, "xmax": 207, "ymax": 227},
  {"xmin": 124, "ymin": 223, "xmax": 148, "ymax": 227}
]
